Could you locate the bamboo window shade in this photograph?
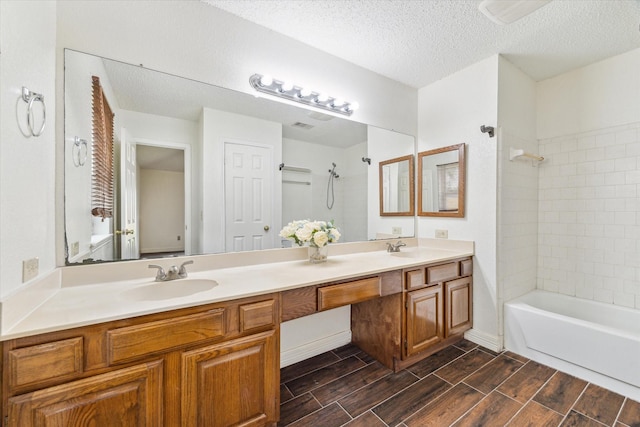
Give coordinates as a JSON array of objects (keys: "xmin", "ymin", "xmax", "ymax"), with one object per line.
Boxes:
[{"xmin": 91, "ymin": 76, "xmax": 115, "ymax": 219}]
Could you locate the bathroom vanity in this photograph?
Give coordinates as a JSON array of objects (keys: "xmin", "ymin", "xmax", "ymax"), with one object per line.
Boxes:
[{"xmin": 0, "ymin": 240, "xmax": 473, "ymax": 426}]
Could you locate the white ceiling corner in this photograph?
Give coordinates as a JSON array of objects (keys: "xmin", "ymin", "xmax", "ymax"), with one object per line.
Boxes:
[{"xmin": 203, "ymin": 0, "xmax": 640, "ymax": 89}]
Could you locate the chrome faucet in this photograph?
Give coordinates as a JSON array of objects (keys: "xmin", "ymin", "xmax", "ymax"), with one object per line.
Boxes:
[
  {"xmin": 149, "ymin": 260, "xmax": 194, "ymax": 281},
  {"xmin": 386, "ymin": 241, "xmax": 406, "ymax": 252}
]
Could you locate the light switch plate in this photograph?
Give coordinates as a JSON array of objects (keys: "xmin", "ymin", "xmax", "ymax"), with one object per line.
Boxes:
[
  {"xmin": 435, "ymin": 229, "xmax": 448, "ymax": 239},
  {"xmin": 22, "ymin": 257, "xmax": 39, "ymax": 282}
]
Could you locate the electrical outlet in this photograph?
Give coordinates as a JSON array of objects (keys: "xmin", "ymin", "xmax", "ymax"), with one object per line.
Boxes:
[
  {"xmin": 391, "ymin": 226, "xmax": 402, "ymax": 235},
  {"xmin": 22, "ymin": 257, "xmax": 39, "ymax": 282},
  {"xmin": 177, "ymin": 235, "xmax": 181, "ymax": 241},
  {"xmin": 70, "ymin": 241, "xmax": 79, "ymax": 257},
  {"xmin": 435, "ymin": 229, "xmax": 448, "ymax": 239}
]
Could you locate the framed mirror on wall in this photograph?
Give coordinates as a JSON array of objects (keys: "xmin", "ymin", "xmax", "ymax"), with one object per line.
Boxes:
[
  {"xmin": 418, "ymin": 143, "xmax": 466, "ymax": 217},
  {"xmin": 379, "ymin": 154, "xmax": 415, "ymax": 216}
]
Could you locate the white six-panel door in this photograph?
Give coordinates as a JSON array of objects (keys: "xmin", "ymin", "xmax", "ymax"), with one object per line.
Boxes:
[
  {"xmin": 119, "ymin": 128, "xmax": 140, "ymax": 259},
  {"xmin": 224, "ymin": 141, "xmax": 274, "ymax": 252}
]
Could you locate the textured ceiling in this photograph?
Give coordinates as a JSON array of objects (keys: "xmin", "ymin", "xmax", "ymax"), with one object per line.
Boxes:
[{"xmin": 204, "ymin": 0, "xmax": 640, "ymax": 88}]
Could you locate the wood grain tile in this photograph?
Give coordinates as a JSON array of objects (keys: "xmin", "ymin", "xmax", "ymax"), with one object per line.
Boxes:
[
  {"xmin": 372, "ymin": 374, "xmax": 451, "ymax": 426},
  {"xmin": 354, "ymin": 349, "xmax": 376, "ymax": 364},
  {"xmin": 506, "ymin": 401, "xmax": 564, "ymax": 427},
  {"xmin": 333, "ymin": 343, "xmax": 362, "ymax": 359},
  {"xmin": 561, "ymin": 410, "xmax": 606, "ymax": 427},
  {"xmin": 278, "ymin": 393, "xmax": 321, "ymax": 426},
  {"xmin": 504, "ymin": 351, "xmax": 530, "ymax": 364},
  {"xmin": 453, "ymin": 339, "xmax": 478, "ymax": 352},
  {"xmin": 498, "ymin": 360, "xmax": 556, "ymax": 403},
  {"xmin": 311, "ymin": 361, "xmax": 392, "ymax": 406},
  {"xmin": 286, "ymin": 356, "xmax": 366, "ymax": 395},
  {"xmin": 404, "ymin": 383, "xmax": 484, "ymax": 427},
  {"xmin": 618, "ymin": 398, "xmax": 640, "ymax": 427},
  {"xmin": 464, "ymin": 354, "xmax": 524, "ymax": 394},
  {"xmin": 453, "ymin": 391, "xmax": 522, "ymax": 427},
  {"xmin": 343, "ymin": 411, "xmax": 387, "ymax": 427},
  {"xmin": 573, "ymin": 383, "xmax": 625, "ymax": 426},
  {"xmin": 280, "ymin": 383, "xmax": 294, "ymax": 403},
  {"xmin": 407, "ymin": 345, "xmax": 465, "ymax": 378},
  {"xmin": 435, "ymin": 348, "xmax": 495, "ymax": 385},
  {"xmin": 533, "ymin": 371, "xmax": 588, "ymax": 415},
  {"xmin": 281, "ymin": 351, "xmax": 340, "ymax": 383},
  {"xmin": 338, "ymin": 370, "xmax": 418, "ymax": 418},
  {"xmin": 286, "ymin": 402, "xmax": 351, "ymax": 427}
]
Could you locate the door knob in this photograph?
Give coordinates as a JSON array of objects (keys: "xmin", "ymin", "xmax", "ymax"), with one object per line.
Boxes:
[{"xmin": 264, "ymin": 225, "xmax": 270, "ymax": 232}]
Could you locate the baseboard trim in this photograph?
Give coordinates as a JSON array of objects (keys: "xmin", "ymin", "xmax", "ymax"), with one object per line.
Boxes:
[
  {"xmin": 464, "ymin": 329, "xmax": 502, "ymax": 352},
  {"xmin": 280, "ymin": 330, "xmax": 352, "ymax": 368}
]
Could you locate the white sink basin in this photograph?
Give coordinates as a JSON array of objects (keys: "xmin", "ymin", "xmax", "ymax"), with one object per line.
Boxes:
[
  {"xmin": 122, "ymin": 278, "xmax": 218, "ymax": 301},
  {"xmin": 390, "ymin": 251, "xmax": 420, "ymax": 258}
]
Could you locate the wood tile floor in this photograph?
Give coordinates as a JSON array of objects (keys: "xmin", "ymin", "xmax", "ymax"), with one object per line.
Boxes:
[{"xmin": 279, "ymin": 340, "xmax": 640, "ymax": 427}]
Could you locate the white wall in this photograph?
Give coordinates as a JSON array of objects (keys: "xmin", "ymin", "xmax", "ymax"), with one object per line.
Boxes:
[
  {"xmin": 537, "ymin": 49, "xmax": 640, "ymax": 309},
  {"xmin": 201, "ymin": 108, "xmax": 282, "ymax": 254},
  {"xmin": 281, "ymin": 138, "xmax": 368, "ymax": 244},
  {"xmin": 368, "ymin": 126, "xmax": 416, "ymax": 239},
  {"xmin": 496, "ymin": 56, "xmax": 538, "ymax": 344},
  {"xmin": 417, "ymin": 55, "xmax": 500, "ymax": 349},
  {"xmin": 118, "ymin": 109, "xmax": 199, "ymax": 254},
  {"xmin": 64, "ymin": 50, "xmax": 120, "ymax": 262},
  {"xmin": 0, "ymin": 1, "xmax": 57, "ymax": 298},
  {"xmin": 139, "ymin": 169, "xmax": 185, "ymax": 254}
]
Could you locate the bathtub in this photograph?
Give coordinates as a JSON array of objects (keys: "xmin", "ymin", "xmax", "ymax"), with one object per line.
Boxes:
[{"xmin": 504, "ymin": 290, "xmax": 640, "ymax": 401}]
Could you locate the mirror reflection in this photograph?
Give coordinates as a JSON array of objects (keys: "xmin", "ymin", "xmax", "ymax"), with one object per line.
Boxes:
[
  {"xmin": 379, "ymin": 155, "xmax": 414, "ymax": 216},
  {"xmin": 64, "ymin": 49, "xmax": 415, "ymax": 264},
  {"xmin": 418, "ymin": 143, "xmax": 465, "ymax": 217}
]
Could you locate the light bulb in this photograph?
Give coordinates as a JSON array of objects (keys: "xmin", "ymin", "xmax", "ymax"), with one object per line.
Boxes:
[
  {"xmin": 348, "ymin": 101, "xmax": 360, "ymax": 111},
  {"xmin": 316, "ymin": 93, "xmax": 329, "ymax": 103},
  {"xmin": 281, "ymin": 81, "xmax": 293, "ymax": 92},
  {"xmin": 299, "ymin": 87, "xmax": 312, "ymax": 98},
  {"xmin": 259, "ymin": 74, "xmax": 273, "ymax": 87},
  {"xmin": 332, "ymin": 98, "xmax": 345, "ymax": 108}
]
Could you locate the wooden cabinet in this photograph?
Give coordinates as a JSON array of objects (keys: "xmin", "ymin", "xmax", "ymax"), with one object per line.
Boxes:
[
  {"xmin": 2, "ymin": 294, "xmax": 280, "ymax": 427},
  {"xmin": 8, "ymin": 361, "xmax": 163, "ymax": 426},
  {"xmin": 353, "ymin": 257, "xmax": 473, "ymax": 372},
  {"xmin": 405, "ymin": 285, "xmax": 443, "ymax": 357},
  {"xmin": 182, "ymin": 330, "xmax": 278, "ymax": 427}
]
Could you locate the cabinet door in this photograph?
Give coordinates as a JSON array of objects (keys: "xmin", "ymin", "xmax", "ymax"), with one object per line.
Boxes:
[
  {"xmin": 181, "ymin": 330, "xmax": 278, "ymax": 427},
  {"xmin": 445, "ymin": 277, "xmax": 473, "ymax": 337},
  {"xmin": 7, "ymin": 361, "xmax": 163, "ymax": 426},
  {"xmin": 405, "ymin": 286, "xmax": 443, "ymax": 357}
]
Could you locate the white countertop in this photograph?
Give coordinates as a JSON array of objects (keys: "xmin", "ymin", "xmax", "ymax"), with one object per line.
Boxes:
[{"xmin": 1, "ymin": 239, "xmax": 473, "ymax": 341}]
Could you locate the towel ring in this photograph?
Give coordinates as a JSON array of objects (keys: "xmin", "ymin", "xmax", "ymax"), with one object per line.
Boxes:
[
  {"xmin": 73, "ymin": 136, "xmax": 88, "ymax": 167},
  {"xmin": 22, "ymin": 87, "xmax": 46, "ymax": 137}
]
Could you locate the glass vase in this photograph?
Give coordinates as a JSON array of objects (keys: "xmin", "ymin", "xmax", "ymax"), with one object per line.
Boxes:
[{"xmin": 308, "ymin": 244, "xmax": 329, "ymax": 264}]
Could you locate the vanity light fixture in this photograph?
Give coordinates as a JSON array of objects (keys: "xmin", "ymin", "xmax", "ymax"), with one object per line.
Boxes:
[{"xmin": 249, "ymin": 73, "xmax": 359, "ymax": 116}]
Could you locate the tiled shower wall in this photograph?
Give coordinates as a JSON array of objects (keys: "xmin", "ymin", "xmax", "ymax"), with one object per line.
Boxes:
[{"xmin": 537, "ymin": 122, "xmax": 640, "ymax": 309}]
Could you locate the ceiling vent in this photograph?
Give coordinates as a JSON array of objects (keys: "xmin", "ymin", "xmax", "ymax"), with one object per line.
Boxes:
[
  {"xmin": 478, "ymin": 0, "xmax": 552, "ymax": 25},
  {"xmin": 291, "ymin": 122, "xmax": 315, "ymax": 130},
  {"xmin": 307, "ymin": 111, "xmax": 334, "ymax": 122}
]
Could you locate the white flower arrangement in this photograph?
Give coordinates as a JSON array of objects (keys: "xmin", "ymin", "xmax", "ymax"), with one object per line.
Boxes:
[{"xmin": 279, "ymin": 220, "xmax": 341, "ymax": 248}]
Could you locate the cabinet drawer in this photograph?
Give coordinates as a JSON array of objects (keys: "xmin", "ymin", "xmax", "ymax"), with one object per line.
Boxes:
[
  {"xmin": 461, "ymin": 258, "xmax": 473, "ymax": 276},
  {"xmin": 240, "ymin": 300, "xmax": 275, "ymax": 332},
  {"xmin": 318, "ymin": 277, "xmax": 381, "ymax": 311},
  {"xmin": 426, "ymin": 262, "xmax": 459, "ymax": 284},
  {"xmin": 108, "ymin": 309, "xmax": 225, "ymax": 364},
  {"xmin": 405, "ymin": 269, "xmax": 425, "ymax": 291},
  {"xmin": 9, "ymin": 337, "xmax": 83, "ymax": 388}
]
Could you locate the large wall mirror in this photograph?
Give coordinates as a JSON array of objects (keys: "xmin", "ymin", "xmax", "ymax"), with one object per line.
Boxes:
[
  {"xmin": 64, "ymin": 49, "xmax": 416, "ymax": 265},
  {"xmin": 418, "ymin": 143, "xmax": 465, "ymax": 217},
  {"xmin": 379, "ymin": 155, "xmax": 415, "ymax": 216}
]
